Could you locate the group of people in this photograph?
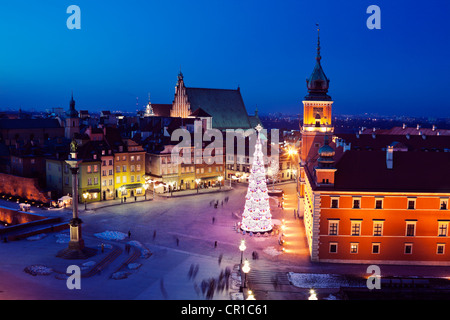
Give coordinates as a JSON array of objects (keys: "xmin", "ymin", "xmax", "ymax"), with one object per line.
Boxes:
[
  {"xmin": 210, "ymin": 196, "xmax": 230, "ymax": 208},
  {"xmin": 196, "ymin": 267, "xmax": 232, "ymax": 300}
]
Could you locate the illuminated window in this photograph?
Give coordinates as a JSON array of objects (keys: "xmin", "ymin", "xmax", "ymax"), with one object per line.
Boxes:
[
  {"xmin": 438, "ymin": 221, "xmax": 449, "ymax": 237},
  {"xmin": 350, "ymin": 243, "xmax": 359, "ymax": 254},
  {"xmin": 351, "ymin": 220, "xmax": 362, "ymax": 236},
  {"xmin": 373, "ymin": 220, "xmax": 384, "ymax": 236},
  {"xmin": 328, "ymin": 220, "xmax": 339, "ymax": 235}
]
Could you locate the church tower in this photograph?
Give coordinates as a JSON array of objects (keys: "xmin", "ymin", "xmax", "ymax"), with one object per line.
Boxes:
[
  {"xmin": 171, "ymin": 70, "xmax": 191, "ymax": 118},
  {"xmin": 65, "ymin": 92, "xmax": 80, "ymax": 140},
  {"xmin": 299, "ymin": 26, "xmax": 334, "ymax": 197}
]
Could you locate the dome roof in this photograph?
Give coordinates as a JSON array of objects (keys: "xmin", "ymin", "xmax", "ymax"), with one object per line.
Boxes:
[{"xmin": 318, "ymin": 143, "xmax": 335, "ymax": 157}]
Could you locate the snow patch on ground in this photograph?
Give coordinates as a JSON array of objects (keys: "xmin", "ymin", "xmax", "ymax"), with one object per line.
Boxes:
[
  {"xmin": 55, "ymin": 233, "xmax": 70, "ymax": 244},
  {"xmin": 128, "ymin": 240, "xmax": 151, "ymax": 258},
  {"xmin": 263, "ymin": 246, "xmax": 282, "ymax": 256},
  {"xmin": 111, "ymin": 271, "xmax": 131, "ymax": 280},
  {"xmin": 27, "ymin": 234, "xmax": 47, "ymax": 241},
  {"xmin": 94, "ymin": 231, "xmax": 127, "ymax": 241},
  {"xmin": 287, "ymin": 272, "xmax": 351, "ymax": 288},
  {"xmin": 127, "ymin": 263, "xmax": 142, "ymax": 270},
  {"xmin": 24, "ymin": 265, "xmax": 53, "ymax": 276}
]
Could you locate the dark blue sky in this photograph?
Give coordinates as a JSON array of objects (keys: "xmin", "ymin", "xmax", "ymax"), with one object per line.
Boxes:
[{"xmin": 0, "ymin": 0, "xmax": 448, "ymax": 117}]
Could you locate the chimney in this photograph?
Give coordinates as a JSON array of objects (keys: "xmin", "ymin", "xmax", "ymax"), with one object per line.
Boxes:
[{"xmin": 386, "ymin": 145, "xmax": 394, "ymax": 169}]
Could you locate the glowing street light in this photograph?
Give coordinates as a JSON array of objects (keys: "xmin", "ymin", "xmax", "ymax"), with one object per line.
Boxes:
[
  {"xmin": 195, "ymin": 178, "xmax": 201, "ymax": 194},
  {"xmin": 82, "ymin": 191, "xmax": 89, "ymax": 210},
  {"xmin": 120, "ymin": 186, "xmax": 125, "ymax": 203},
  {"xmin": 239, "ymin": 239, "xmax": 246, "ymax": 265},
  {"xmin": 143, "ymin": 183, "xmax": 149, "ymax": 200},
  {"xmin": 247, "ymin": 290, "xmax": 255, "ymax": 300},
  {"xmin": 242, "ymin": 259, "xmax": 251, "ymax": 289},
  {"xmin": 308, "ymin": 289, "xmax": 318, "ymax": 300}
]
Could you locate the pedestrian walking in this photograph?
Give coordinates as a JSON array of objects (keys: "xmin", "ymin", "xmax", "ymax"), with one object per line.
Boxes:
[
  {"xmin": 193, "ymin": 264, "xmax": 199, "ymax": 278},
  {"xmin": 128, "ymin": 230, "xmax": 131, "ymax": 238},
  {"xmin": 176, "ymin": 237, "xmax": 179, "ymax": 246},
  {"xmin": 101, "ymin": 243, "xmax": 104, "ymax": 253},
  {"xmin": 153, "ymin": 230, "xmax": 157, "ymax": 240},
  {"xmin": 214, "ymin": 240, "xmax": 217, "ymax": 248},
  {"xmin": 212, "ymin": 217, "xmax": 215, "ymax": 224},
  {"xmin": 218, "ymin": 253, "xmax": 223, "ymax": 265}
]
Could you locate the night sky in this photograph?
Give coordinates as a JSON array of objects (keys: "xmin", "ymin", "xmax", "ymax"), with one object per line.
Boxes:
[{"xmin": 0, "ymin": 0, "xmax": 448, "ymax": 117}]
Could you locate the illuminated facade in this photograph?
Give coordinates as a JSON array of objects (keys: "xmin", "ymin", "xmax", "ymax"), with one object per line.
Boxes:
[
  {"xmin": 298, "ymin": 29, "xmax": 450, "ymax": 266},
  {"xmin": 299, "ymin": 27, "xmax": 333, "ymax": 199}
]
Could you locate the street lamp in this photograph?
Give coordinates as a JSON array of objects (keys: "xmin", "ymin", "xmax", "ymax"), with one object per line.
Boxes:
[
  {"xmin": 83, "ymin": 191, "xmax": 88, "ymax": 210},
  {"xmin": 242, "ymin": 259, "xmax": 250, "ymax": 290},
  {"xmin": 239, "ymin": 239, "xmax": 246, "ymax": 266},
  {"xmin": 148, "ymin": 179, "xmax": 155, "ymax": 199},
  {"xmin": 120, "ymin": 186, "xmax": 125, "ymax": 203},
  {"xmin": 247, "ymin": 290, "xmax": 255, "ymax": 300},
  {"xmin": 143, "ymin": 183, "xmax": 148, "ymax": 200},
  {"xmin": 218, "ymin": 176, "xmax": 223, "ymax": 190},
  {"xmin": 308, "ymin": 289, "xmax": 318, "ymax": 300},
  {"xmin": 195, "ymin": 178, "xmax": 201, "ymax": 194}
]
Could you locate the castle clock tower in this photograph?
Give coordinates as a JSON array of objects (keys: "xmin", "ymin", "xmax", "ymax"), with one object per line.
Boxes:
[{"xmin": 299, "ymin": 26, "xmax": 334, "ymax": 197}]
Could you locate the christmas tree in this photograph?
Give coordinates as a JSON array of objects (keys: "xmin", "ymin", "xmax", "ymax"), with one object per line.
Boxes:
[{"xmin": 241, "ymin": 125, "xmax": 273, "ymax": 233}]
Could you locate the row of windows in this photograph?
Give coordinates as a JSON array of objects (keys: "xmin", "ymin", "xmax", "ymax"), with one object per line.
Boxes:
[
  {"xmin": 116, "ymin": 175, "xmax": 142, "ymax": 184},
  {"xmin": 62, "ymin": 174, "xmax": 143, "ymax": 186},
  {"xmin": 328, "ymin": 242, "xmax": 447, "ymax": 255},
  {"xmin": 116, "ymin": 155, "xmax": 142, "ymax": 162},
  {"xmin": 116, "ymin": 164, "xmax": 142, "ymax": 173},
  {"xmin": 330, "ymin": 197, "xmax": 449, "ymax": 210},
  {"xmin": 328, "ymin": 220, "xmax": 450, "ymax": 237}
]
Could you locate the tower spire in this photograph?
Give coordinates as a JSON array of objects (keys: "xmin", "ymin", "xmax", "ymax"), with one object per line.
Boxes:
[{"xmin": 316, "ymin": 23, "xmax": 321, "ymax": 63}]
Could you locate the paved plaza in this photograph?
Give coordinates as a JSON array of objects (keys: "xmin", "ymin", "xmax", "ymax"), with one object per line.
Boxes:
[{"xmin": 1, "ymin": 182, "xmax": 450, "ymax": 300}]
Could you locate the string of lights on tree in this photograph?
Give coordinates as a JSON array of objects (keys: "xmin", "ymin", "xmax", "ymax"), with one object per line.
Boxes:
[{"xmin": 241, "ymin": 125, "xmax": 273, "ymax": 233}]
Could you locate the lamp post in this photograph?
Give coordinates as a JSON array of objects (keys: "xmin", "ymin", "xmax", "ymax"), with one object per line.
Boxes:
[
  {"xmin": 239, "ymin": 239, "xmax": 246, "ymax": 266},
  {"xmin": 195, "ymin": 178, "xmax": 201, "ymax": 194},
  {"xmin": 144, "ymin": 183, "xmax": 148, "ymax": 200},
  {"xmin": 120, "ymin": 186, "xmax": 125, "ymax": 203},
  {"xmin": 242, "ymin": 259, "xmax": 250, "ymax": 290},
  {"xmin": 218, "ymin": 176, "xmax": 223, "ymax": 190},
  {"xmin": 148, "ymin": 179, "xmax": 155, "ymax": 199},
  {"xmin": 83, "ymin": 191, "xmax": 88, "ymax": 210}
]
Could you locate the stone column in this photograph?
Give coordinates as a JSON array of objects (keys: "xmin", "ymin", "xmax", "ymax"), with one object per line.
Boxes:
[{"xmin": 68, "ymin": 166, "xmax": 84, "ymax": 250}]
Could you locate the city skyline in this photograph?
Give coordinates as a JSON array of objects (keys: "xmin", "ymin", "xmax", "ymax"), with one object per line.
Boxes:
[{"xmin": 0, "ymin": 0, "xmax": 449, "ymax": 117}]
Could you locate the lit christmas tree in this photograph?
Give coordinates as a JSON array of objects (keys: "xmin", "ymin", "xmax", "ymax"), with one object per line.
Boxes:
[{"xmin": 241, "ymin": 124, "xmax": 273, "ymax": 233}]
